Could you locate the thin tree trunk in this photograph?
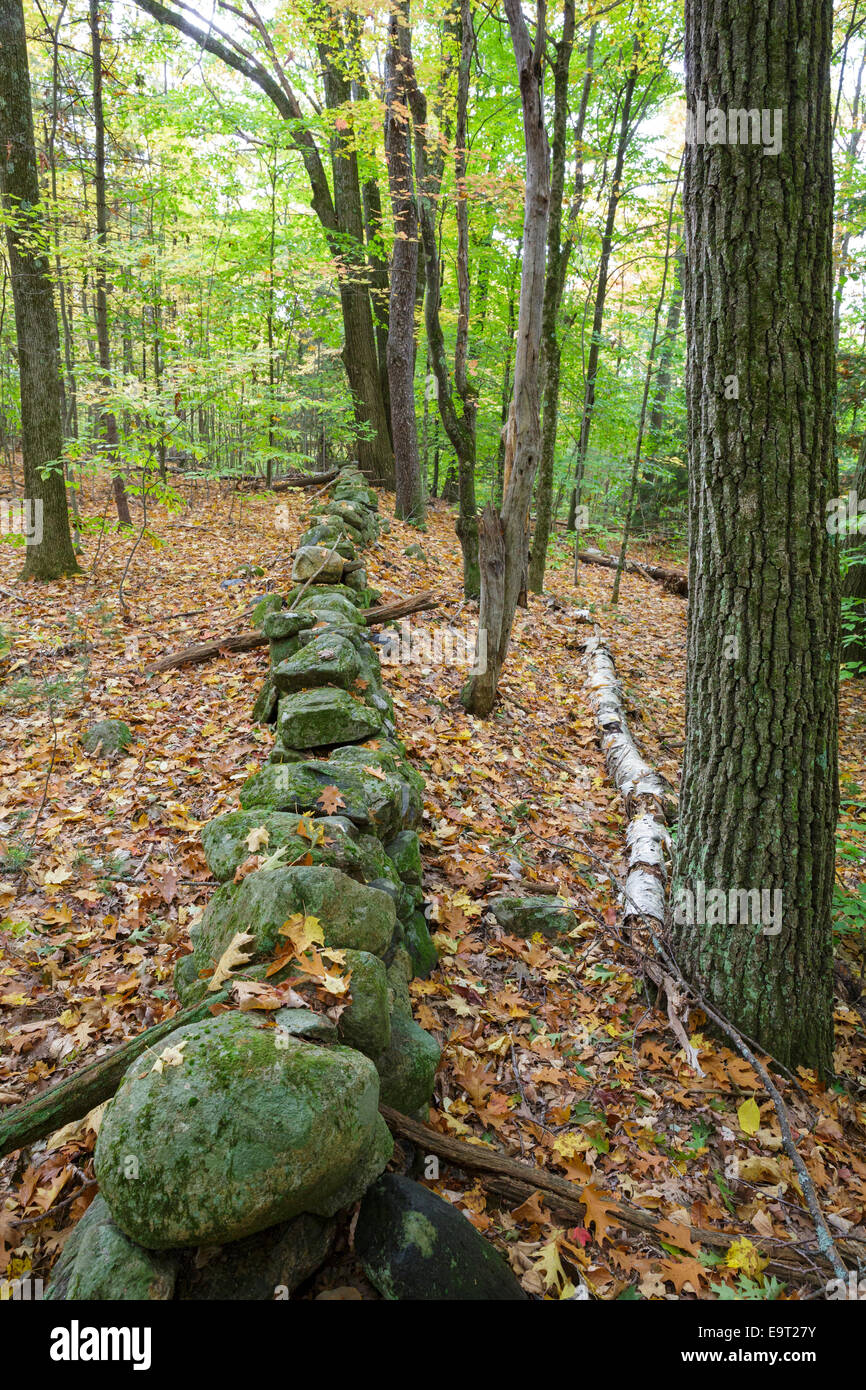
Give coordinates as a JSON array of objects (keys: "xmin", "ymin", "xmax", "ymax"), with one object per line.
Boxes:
[
  {"xmin": 675, "ymin": 0, "xmax": 837, "ymax": 1075},
  {"xmin": 612, "ymin": 155, "xmax": 683, "ymax": 603},
  {"xmin": 529, "ymin": 11, "xmax": 595, "ymax": 593},
  {"xmin": 566, "ymin": 39, "xmax": 640, "ymax": 532},
  {"xmin": 0, "ymin": 0, "xmax": 79, "ymax": 579},
  {"xmin": 89, "ymin": 0, "xmax": 132, "ymax": 526}
]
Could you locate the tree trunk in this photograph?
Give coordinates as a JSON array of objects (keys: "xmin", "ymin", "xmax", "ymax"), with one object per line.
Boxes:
[
  {"xmin": 384, "ymin": 0, "xmax": 424, "ymax": 523},
  {"xmin": 566, "ymin": 40, "xmax": 640, "ymax": 532},
  {"xmin": 405, "ymin": 0, "xmax": 479, "ymax": 596},
  {"xmin": 89, "ymin": 0, "xmax": 132, "ymax": 526},
  {"xmin": 461, "ymin": 0, "xmax": 549, "ymax": 715},
  {"xmin": 674, "ymin": 0, "xmax": 837, "ymax": 1075},
  {"xmin": 0, "ymin": 0, "xmax": 79, "ymax": 580},
  {"xmin": 529, "ymin": 12, "xmax": 595, "ymax": 594},
  {"xmin": 612, "ymin": 156, "xmax": 683, "ymax": 603}
]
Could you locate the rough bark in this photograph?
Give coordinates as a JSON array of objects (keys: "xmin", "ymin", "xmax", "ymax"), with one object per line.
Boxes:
[
  {"xmin": 384, "ymin": 0, "xmax": 424, "ymax": 522},
  {"xmin": 0, "ymin": 0, "xmax": 79, "ymax": 580},
  {"xmin": 675, "ymin": 0, "xmax": 838, "ymax": 1075},
  {"xmin": 461, "ymin": 0, "xmax": 549, "ymax": 715}
]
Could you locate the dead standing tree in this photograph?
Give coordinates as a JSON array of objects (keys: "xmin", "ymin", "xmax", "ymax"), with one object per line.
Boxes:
[{"xmin": 460, "ymin": 0, "xmax": 549, "ymax": 716}]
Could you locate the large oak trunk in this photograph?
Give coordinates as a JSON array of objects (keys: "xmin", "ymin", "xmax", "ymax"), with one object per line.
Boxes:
[{"xmin": 675, "ymin": 0, "xmax": 838, "ymax": 1074}]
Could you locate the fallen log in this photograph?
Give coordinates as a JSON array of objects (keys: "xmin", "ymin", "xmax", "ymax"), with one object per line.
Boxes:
[
  {"xmin": 145, "ymin": 593, "xmax": 439, "ymax": 674},
  {"xmin": 378, "ymin": 1106, "xmax": 836, "ymax": 1286},
  {"xmin": 362, "ymin": 591, "xmax": 438, "ymax": 625},
  {"xmin": 233, "ymin": 468, "xmax": 339, "ymax": 491},
  {"xmin": 146, "ymin": 631, "xmax": 268, "ymax": 674},
  {"xmin": 0, "ymin": 990, "xmax": 229, "ymax": 1158},
  {"xmin": 577, "ymin": 547, "xmax": 688, "ymax": 597}
]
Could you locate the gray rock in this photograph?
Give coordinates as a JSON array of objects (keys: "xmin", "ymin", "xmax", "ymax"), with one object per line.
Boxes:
[
  {"xmin": 94, "ymin": 1013, "xmax": 393, "ymax": 1249},
  {"xmin": 291, "ymin": 546, "xmax": 347, "ymax": 584},
  {"xmin": 355, "ymin": 1175, "xmax": 528, "ymax": 1301},
  {"xmin": 176, "ymin": 1212, "xmax": 334, "ymax": 1300},
  {"xmin": 277, "ymin": 686, "xmax": 383, "ymax": 750},
  {"xmin": 488, "ymin": 895, "xmax": 577, "ymax": 939},
  {"xmin": 82, "ymin": 720, "xmax": 132, "ymax": 756},
  {"xmin": 45, "ymin": 1195, "xmax": 177, "ymax": 1300}
]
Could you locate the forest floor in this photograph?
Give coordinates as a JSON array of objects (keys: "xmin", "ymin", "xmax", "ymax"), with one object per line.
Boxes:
[{"xmin": 1, "ymin": 474, "xmax": 865, "ymax": 1301}]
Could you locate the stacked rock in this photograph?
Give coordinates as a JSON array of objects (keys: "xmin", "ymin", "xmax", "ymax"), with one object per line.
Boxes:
[{"xmin": 48, "ymin": 462, "xmax": 441, "ymax": 1300}]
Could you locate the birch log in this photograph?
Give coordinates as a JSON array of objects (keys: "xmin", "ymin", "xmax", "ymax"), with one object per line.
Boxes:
[{"xmin": 579, "ymin": 622, "xmax": 675, "ymax": 928}]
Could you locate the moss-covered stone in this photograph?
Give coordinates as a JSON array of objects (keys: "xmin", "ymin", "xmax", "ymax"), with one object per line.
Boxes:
[
  {"xmin": 384, "ymin": 830, "xmax": 423, "ymax": 885},
  {"xmin": 251, "ymin": 594, "xmax": 283, "ymax": 627},
  {"xmin": 95, "ymin": 1013, "xmax": 393, "ymax": 1249},
  {"xmin": 403, "ymin": 910, "xmax": 438, "ymax": 979},
  {"xmin": 262, "ymin": 610, "xmax": 316, "ymax": 641},
  {"xmin": 176, "ymin": 1211, "xmax": 334, "ymax": 1300},
  {"xmin": 374, "ymin": 1010, "xmax": 439, "ymax": 1116},
  {"xmin": 273, "ymin": 633, "xmax": 363, "ymax": 694},
  {"xmin": 355, "ymin": 1175, "xmax": 527, "ymax": 1301},
  {"xmin": 239, "ymin": 753, "xmax": 409, "ymax": 839},
  {"xmin": 176, "ymin": 865, "xmax": 397, "ymax": 1003},
  {"xmin": 82, "ymin": 720, "xmax": 132, "ymax": 756},
  {"xmin": 488, "ymin": 895, "xmax": 577, "ymax": 938},
  {"xmin": 45, "ymin": 1195, "xmax": 177, "ymax": 1300},
  {"xmin": 251, "ymin": 676, "xmax": 278, "ymax": 724},
  {"xmin": 277, "ymin": 687, "xmax": 383, "ymax": 751},
  {"xmin": 200, "ymin": 810, "xmax": 388, "ymax": 884},
  {"xmin": 294, "ymin": 592, "xmax": 363, "ymax": 626},
  {"xmin": 338, "ymin": 950, "xmax": 390, "ymax": 1058}
]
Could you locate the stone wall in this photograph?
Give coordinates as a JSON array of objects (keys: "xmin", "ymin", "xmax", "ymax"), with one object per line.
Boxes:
[{"xmin": 47, "ymin": 463, "xmax": 444, "ymax": 1300}]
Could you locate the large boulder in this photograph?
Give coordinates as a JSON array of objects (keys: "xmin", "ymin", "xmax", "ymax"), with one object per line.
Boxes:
[
  {"xmin": 45, "ymin": 1195, "xmax": 177, "ymax": 1301},
  {"xmin": 355, "ymin": 1175, "xmax": 528, "ymax": 1301},
  {"xmin": 95, "ymin": 1013, "xmax": 393, "ymax": 1249},
  {"xmin": 200, "ymin": 810, "xmax": 388, "ymax": 884},
  {"xmin": 176, "ymin": 1212, "xmax": 334, "ymax": 1300},
  {"xmin": 277, "ymin": 687, "xmax": 383, "ymax": 751},
  {"xmin": 272, "ymin": 633, "xmax": 364, "ymax": 694},
  {"xmin": 291, "ymin": 545, "xmax": 347, "ymax": 584},
  {"xmin": 176, "ymin": 865, "xmax": 396, "ymax": 1003},
  {"xmin": 239, "ymin": 754, "xmax": 411, "ymax": 839},
  {"xmin": 488, "ymin": 895, "xmax": 577, "ymax": 939}
]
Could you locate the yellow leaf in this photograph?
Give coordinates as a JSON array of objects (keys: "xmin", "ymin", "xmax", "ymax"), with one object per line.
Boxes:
[
  {"xmin": 278, "ymin": 912, "xmax": 324, "ymax": 956},
  {"xmin": 208, "ymin": 930, "xmax": 256, "ymax": 990},
  {"xmin": 738, "ymin": 1097, "xmax": 761, "ymax": 1135},
  {"xmin": 725, "ymin": 1236, "xmax": 768, "ymax": 1278},
  {"xmin": 245, "ymin": 825, "xmax": 270, "ymax": 852},
  {"xmin": 152, "ymin": 1039, "xmax": 188, "ymax": 1073}
]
